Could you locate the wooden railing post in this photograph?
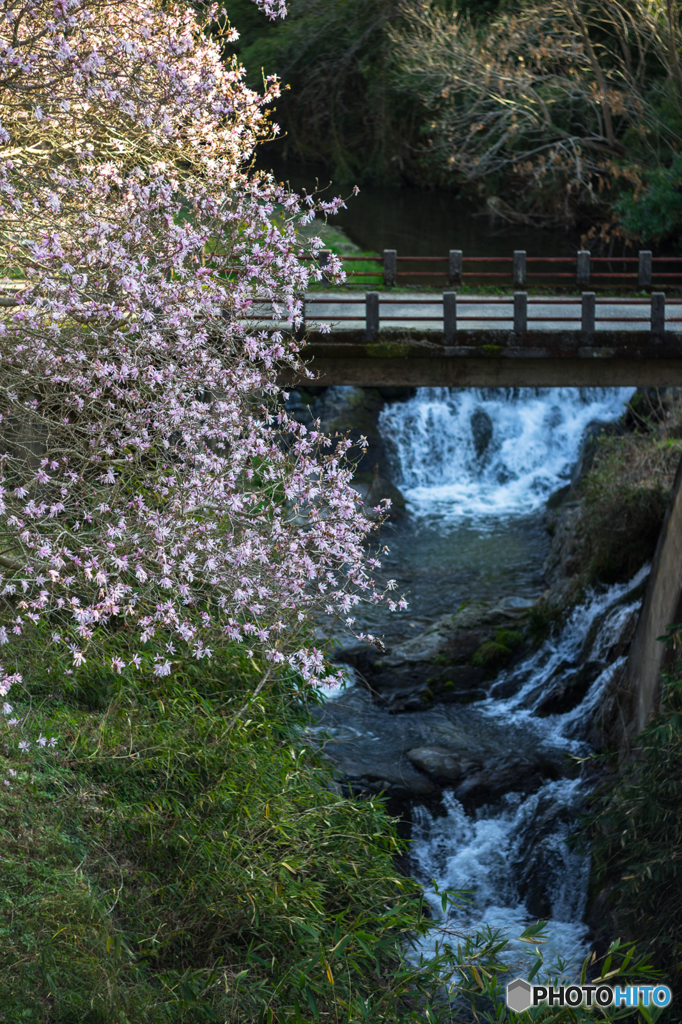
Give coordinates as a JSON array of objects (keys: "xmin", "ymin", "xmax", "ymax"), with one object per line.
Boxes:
[
  {"xmin": 639, "ymin": 250, "xmax": 653, "ymax": 288},
  {"xmin": 581, "ymin": 291, "xmax": 595, "ymax": 339},
  {"xmin": 651, "ymin": 292, "xmax": 666, "ymax": 337},
  {"xmin": 513, "ymin": 292, "xmax": 527, "ymax": 333},
  {"xmin": 365, "ymin": 292, "xmax": 379, "ymax": 340},
  {"xmin": 577, "ymin": 250, "xmax": 591, "ymax": 287},
  {"xmin": 449, "ymin": 249, "xmax": 462, "ymax": 286},
  {"xmin": 383, "ymin": 250, "xmax": 397, "ymax": 288},
  {"xmin": 443, "ymin": 291, "xmax": 457, "ymax": 343},
  {"xmin": 513, "ymin": 250, "xmax": 526, "ymax": 287}
]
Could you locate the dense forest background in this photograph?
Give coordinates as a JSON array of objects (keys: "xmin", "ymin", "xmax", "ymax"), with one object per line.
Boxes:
[{"xmin": 219, "ymin": 0, "xmax": 682, "ymax": 243}]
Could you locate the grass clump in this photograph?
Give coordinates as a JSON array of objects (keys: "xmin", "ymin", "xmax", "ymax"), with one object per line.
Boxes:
[
  {"xmin": 471, "ymin": 629, "xmax": 522, "ymax": 669},
  {"xmin": 527, "ymin": 601, "xmax": 565, "ymax": 644},
  {"xmin": 0, "ymin": 648, "xmax": 668, "ymax": 1023},
  {"xmin": 0, "ymin": 650, "xmax": 466, "ymax": 1023}
]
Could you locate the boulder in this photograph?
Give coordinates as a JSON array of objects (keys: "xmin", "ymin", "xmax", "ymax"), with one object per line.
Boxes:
[
  {"xmin": 337, "ymin": 596, "xmax": 537, "ymax": 712},
  {"xmin": 406, "ymin": 746, "xmax": 479, "ymax": 782},
  {"xmin": 471, "ymin": 408, "xmax": 494, "ymax": 459},
  {"xmin": 310, "ymin": 684, "xmax": 569, "ymax": 807},
  {"xmin": 508, "ymin": 785, "xmax": 587, "ymax": 920}
]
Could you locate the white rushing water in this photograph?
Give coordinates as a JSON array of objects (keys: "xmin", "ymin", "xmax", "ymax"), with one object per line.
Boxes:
[
  {"xmin": 377, "ymin": 386, "xmax": 641, "ymax": 980},
  {"xmin": 411, "ymin": 567, "xmax": 647, "ymax": 978},
  {"xmin": 380, "ymin": 387, "xmax": 635, "ymax": 519}
]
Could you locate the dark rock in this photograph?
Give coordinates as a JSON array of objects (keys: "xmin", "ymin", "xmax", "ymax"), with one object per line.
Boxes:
[
  {"xmin": 407, "ymin": 746, "xmax": 479, "ymax": 782},
  {"xmin": 534, "ymin": 660, "xmax": 604, "ymax": 716},
  {"xmin": 546, "ymin": 484, "xmax": 571, "ymax": 511},
  {"xmin": 508, "ymin": 786, "xmax": 586, "ymax": 921},
  {"xmin": 471, "ymin": 408, "xmax": 493, "ymax": 459},
  {"xmin": 308, "ymin": 386, "xmax": 391, "ymax": 479},
  {"xmin": 489, "ymin": 675, "xmax": 526, "ymax": 700},
  {"xmin": 453, "ymin": 758, "xmax": 561, "ymax": 804},
  {"xmin": 310, "ymin": 684, "xmax": 568, "ymax": 807},
  {"xmin": 569, "ymin": 418, "xmax": 627, "ymax": 490},
  {"xmin": 337, "ymin": 597, "xmax": 537, "ymax": 713},
  {"xmin": 542, "ymin": 503, "xmax": 586, "ymax": 607},
  {"xmin": 375, "ymin": 386, "xmax": 416, "ymax": 402}
]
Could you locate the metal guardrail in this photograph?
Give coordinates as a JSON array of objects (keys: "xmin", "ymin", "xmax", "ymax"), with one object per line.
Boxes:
[{"xmin": 246, "ymin": 292, "xmax": 679, "ymax": 339}]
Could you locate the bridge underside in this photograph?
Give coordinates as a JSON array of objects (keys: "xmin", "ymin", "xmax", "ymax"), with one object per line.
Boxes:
[{"xmin": 279, "ymin": 329, "xmax": 682, "ymax": 388}]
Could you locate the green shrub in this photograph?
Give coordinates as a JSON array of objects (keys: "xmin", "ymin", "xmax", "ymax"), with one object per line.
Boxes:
[
  {"xmin": 527, "ymin": 602, "xmax": 565, "ymax": 644},
  {"xmin": 0, "ymin": 649, "xmax": 666, "ymax": 1022},
  {"xmin": 0, "ymin": 653, "xmax": 458, "ymax": 1022},
  {"xmin": 614, "ymin": 155, "xmax": 682, "ymax": 245},
  {"xmin": 472, "ymin": 629, "xmax": 522, "ymax": 668},
  {"xmin": 588, "ymin": 635, "xmax": 682, "ymax": 1002}
]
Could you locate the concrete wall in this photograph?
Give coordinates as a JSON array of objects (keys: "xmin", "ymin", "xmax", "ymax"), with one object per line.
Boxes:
[{"xmin": 624, "ymin": 453, "xmax": 682, "ymax": 739}]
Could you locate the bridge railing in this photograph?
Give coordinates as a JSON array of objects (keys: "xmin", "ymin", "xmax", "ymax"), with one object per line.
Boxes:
[
  {"xmin": 246, "ymin": 292, "xmax": 681, "ymax": 339},
  {"xmin": 330, "ymin": 249, "xmax": 682, "ymax": 290},
  {"xmin": 204, "ymin": 245, "xmax": 682, "ymax": 290}
]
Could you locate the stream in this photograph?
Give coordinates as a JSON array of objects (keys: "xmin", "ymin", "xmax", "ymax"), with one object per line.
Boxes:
[{"xmin": 312, "ymin": 385, "xmax": 642, "ymax": 979}]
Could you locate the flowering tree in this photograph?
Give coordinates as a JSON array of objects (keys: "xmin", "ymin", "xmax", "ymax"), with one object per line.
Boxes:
[{"xmin": 0, "ymin": 0, "xmax": 396, "ymax": 706}]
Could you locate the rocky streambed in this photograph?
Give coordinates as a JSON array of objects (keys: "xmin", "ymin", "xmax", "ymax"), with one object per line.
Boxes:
[{"xmin": 291, "ymin": 384, "xmax": 656, "ymax": 966}]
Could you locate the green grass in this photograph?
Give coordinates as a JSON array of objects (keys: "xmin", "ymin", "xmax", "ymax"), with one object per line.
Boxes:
[
  {"xmin": 0, "ymin": 650, "xmax": 498, "ymax": 1023},
  {"xmin": 579, "ymin": 434, "xmax": 678, "ymax": 585}
]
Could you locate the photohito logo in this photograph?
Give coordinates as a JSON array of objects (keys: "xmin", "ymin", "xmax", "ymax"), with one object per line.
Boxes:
[{"xmin": 506, "ymin": 979, "xmax": 672, "ymax": 1013}]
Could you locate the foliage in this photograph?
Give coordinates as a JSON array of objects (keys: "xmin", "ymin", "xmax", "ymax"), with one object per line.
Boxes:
[
  {"xmin": 387, "ymin": 0, "xmax": 682, "ymax": 223},
  {"xmin": 472, "ymin": 628, "xmax": 522, "ymax": 668},
  {"xmin": 0, "ymin": 649, "xmax": 666, "ymax": 1022},
  {"xmin": 0, "ymin": 652, "xmax": 441, "ymax": 1021},
  {"xmin": 219, "ymin": 0, "xmax": 419, "ymax": 183},
  {"xmin": 613, "ymin": 154, "xmax": 682, "ymax": 245},
  {"xmin": 527, "ymin": 600, "xmax": 565, "ymax": 644},
  {"xmin": 588, "ymin": 634, "xmax": 682, "ymax": 1003},
  {"xmin": 579, "ymin": 433, "xmax": 678, "ymax": 584},
  {"xmin": 209, "ymin": 0, "xmax": 682, "ymax": 231}
]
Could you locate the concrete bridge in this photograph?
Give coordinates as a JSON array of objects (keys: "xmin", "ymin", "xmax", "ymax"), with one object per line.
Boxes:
[{"xmin": 277, "ymin": 291, "xmax": 682, "ymax": 388}]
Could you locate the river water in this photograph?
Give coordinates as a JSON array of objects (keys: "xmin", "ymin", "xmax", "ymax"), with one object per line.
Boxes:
[
  {"xmin": 267, "ymin": 159, "xmax": 582, "ymax": 258},
  {"xmin": 325, "ymin": 385, "xmax": 641, "ymax": 980}
]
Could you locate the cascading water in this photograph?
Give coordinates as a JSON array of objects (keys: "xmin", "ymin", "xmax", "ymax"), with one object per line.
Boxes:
[
  {"xmin": 380, "ymin": 387, "xmax": 635, "ymax": 518},
  {"xmin": 372, "ymin": 386, "xmax": 641, "ymax": 976},
  {"xmin": 409, "ymin": 567, "xmax": 647, "ymax": 975}
]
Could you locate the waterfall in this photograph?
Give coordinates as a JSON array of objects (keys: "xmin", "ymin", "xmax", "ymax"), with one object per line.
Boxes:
[{"xmin": 379, "ymin": 387, "xmax": 635, "ymax": 518}]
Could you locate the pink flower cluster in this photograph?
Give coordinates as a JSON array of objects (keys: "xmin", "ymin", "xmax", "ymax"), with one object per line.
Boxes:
[{"xmin": 0, "ymin": 0, "xmax": 396, "ymax": 694}]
